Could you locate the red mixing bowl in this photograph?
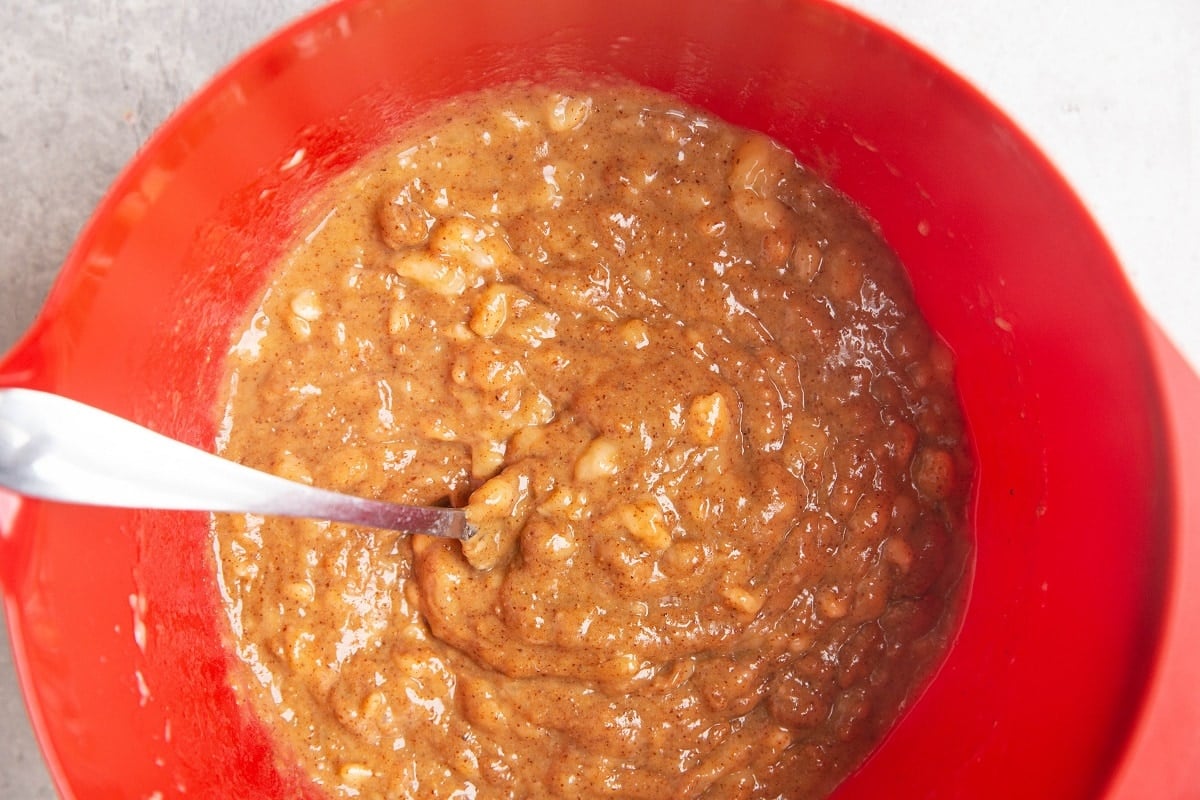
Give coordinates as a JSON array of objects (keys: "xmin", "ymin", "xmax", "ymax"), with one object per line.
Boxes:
[{"xmin": 2, "ymin": 1, "xmax": 1198, "ymax": 797}]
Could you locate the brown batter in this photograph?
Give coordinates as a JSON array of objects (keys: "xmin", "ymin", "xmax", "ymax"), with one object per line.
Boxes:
[{"xmin": 213, "ymin": 78, "xmax": 971, "ymax": 799}]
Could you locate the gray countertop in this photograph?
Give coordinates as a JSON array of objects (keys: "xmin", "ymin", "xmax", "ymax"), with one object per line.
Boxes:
[{"xmin": 2, "ymin": 1, "xmax": 1197, "ymax": 797}]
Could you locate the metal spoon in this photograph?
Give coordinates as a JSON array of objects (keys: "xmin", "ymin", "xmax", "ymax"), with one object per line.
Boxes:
[{"xmin": 0, "ymin": 388, "xmax": 473, "ymax": 540}]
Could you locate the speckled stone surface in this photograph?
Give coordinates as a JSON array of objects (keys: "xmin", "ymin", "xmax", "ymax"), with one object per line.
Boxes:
[{"xmin": 1, "ymin": 1, "xmax": 1196, "ymax": 797}]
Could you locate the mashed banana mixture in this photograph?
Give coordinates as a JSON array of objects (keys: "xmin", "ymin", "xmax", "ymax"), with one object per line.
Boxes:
[{"xmin": 214, "ymin": 80, "xmax": 971, "ymax": 799}]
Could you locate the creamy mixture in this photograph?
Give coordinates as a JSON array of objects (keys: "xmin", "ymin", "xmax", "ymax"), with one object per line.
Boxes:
[{"xmin": 213, "ymin": 79, "xmax": 971, "ymax": 799}]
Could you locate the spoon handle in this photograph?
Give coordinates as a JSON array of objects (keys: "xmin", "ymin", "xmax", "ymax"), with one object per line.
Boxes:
[{"xmin": 0, "ymin": 388, "xmax": 471, "ymax": 540}]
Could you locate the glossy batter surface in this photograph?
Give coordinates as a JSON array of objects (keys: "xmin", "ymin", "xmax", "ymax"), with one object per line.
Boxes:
[{"xmin": 213, "ymin": 80, "xmax": 971, "ymax": 799}]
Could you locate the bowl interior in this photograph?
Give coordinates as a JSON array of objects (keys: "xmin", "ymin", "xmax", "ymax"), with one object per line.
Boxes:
[{"xmin": 0, "ymin": 0, "xmax": 1171, "ymax": 798}]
